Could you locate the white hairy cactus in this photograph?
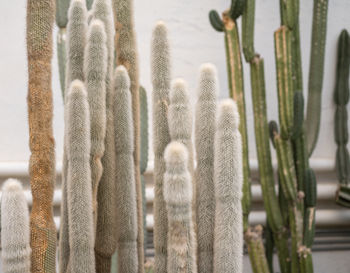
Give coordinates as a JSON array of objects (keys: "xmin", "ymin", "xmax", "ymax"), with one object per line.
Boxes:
[
  {"xmin": 113, "ymin": 66, "xmax": 138, "ymax": 273},
  {"xmin": 91, "ymin": 0, "xmax": 118, "ymax": 271},
  {"xmin": 164, "ymin": 142, "xmax": 197, "ymax": 273},
  {"xmin": 213, "ymin": 99, "xmax": 243, "ymax": 273},
  {"xmin": 84, "ymin": 18, "xmax": 107, "ymax": 229},
  {"xmin": 151, "ymin": 21, "xmax": 171, "ymax": 273},
  {"xmin": 60, "ymin": 1, "xmax": 87, "ymax": 271},
  {"xmin": 66, "ymin": 80, "xmax": 95, "ymax": 273},
  {"xmin": 1, "ymin": 179, "xmax": 31, "ymax": 273},
  {"xmin": 195, "ymin": 63, "xmax": 218, "ymax": 273}
]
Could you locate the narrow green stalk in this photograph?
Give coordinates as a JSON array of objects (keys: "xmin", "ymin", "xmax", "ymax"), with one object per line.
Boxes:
[
  {"xmin": 250, "ymin": 56, "xmax": 290, "ymax": 273},
  {"xmin": 305, "ymin": 0, "xmax": 329, "ymax": 155},
  {"xmin": 223, "ymin": 12, "xmax": 251, "ymax": 232},
  {"xmin": 264, "ymin": 223, "xmax": 274, "ymax": 273},
  {"xmin": 242, "ymin": 0, "xmax": 255, "ymax": 62}
]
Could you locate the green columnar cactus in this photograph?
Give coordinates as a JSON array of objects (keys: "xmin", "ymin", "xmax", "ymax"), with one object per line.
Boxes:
[
  {"xmin": 333, "ymin": 30, "xmax": 350, "ymax": 207},
  {"xmin": 86, "ymin": 0, "xmax": 94, "ymax": 9},
  {"xmin": 1, "ymin": 179, "xmax": 31, "ymax": 273},
  {"xmin": 66, "ymin": 80, "xmax": 96, "ymax": 273},
  {"xmin": 213, "ymin": 99, "xmax": 243, "ymax": 273},
  {"xmin": 250, "ymin": 56, "xmax": 290, "ymax": 273},
  {"xmin": 195, "ymin": 63, "xmax": 217, "ymax": 273},
  {"xmin": 91, "ymin": 0, "xmax": 118, "ymax": 271},
  {"xmin": 242, "ymin": 0, "xmax": 255, "ymax": 62},
  {"xmin": 305, "ymin": 0, "xmax": 329, "ymax": 155},
  {"xmin": 209, "ymin": 8, "xmax": 251, "ymax": 233},
  {"xmin": 84, "ymin": 18, "xmax": 107, "ymax": 229},
  {"xmin": 151, "ymin": 21, "xmax": 171, "ymax": 273},
  {"xmin": 60, "ymin": 1, "xmax": 87, "ymax": 271},
  {"xmin": 164, "ymin": 142, "xmax": 197, "ymax": 273},
  {"xmin": 26, "ymin": 0, "xmax": 57, "ymax": 272},
  {"xmin": 113, "ymin": 1, "xmax": 144, "ymax": 268},
  {"xmin": 114, "ymin": 66, "xmax": 138, "ymax": 273}
]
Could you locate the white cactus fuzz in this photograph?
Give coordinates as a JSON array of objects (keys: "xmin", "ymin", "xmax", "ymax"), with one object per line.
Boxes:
[
  {"xmin": 114, "ymin": 66, "xmax": 138, "ymax": 273},
  {"xmin": 60, "ymin": 1, "xmax": 88, "ymax": 272},
  {"xmin": 84, "ymin": 18, "xmax": 107, "ymax": 230},
  {"xmin": 213, "ymin": 99, "xmax": 243, "ymax": 273},
  {"xmin": 195, "ymin": 63, "xmax": 218, "ymax": 273},
  {"xmin": 91, "ymin": 0, "xmax": 118, "ymax": 271},
  {"xmin": 1, "ymin": 179, "xmax": 31, "ymax": 273},
  {"xmin": 164, "ymin": 142, "xmax": 197, "ymax": 273},
  {"xmin": 151, "ymin": 21, "xmax": 171, "ymax": 273},
  {"xmin": 66, "ymin": 80, "xmax": 95, "ymax": 273}
]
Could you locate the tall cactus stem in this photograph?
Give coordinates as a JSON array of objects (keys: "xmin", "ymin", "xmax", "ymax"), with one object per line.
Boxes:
[
  {"xmin": 242, "ymin": 0, "xmax": 255, "ymax": 62},
  {"xmin": 26, "ymin": 0, "xmax": 57, "ymax": 271},
  {"xmin": 195, "ymin": 63, "xmax": 217, "ymax": 273},
  {"xmin": 57, "ymin": 28, "xmax": 67, "ymax": 97},
  {"xmin": 164, "ymin": 142, "xmax": 197, "ymax": 273},
  {"xmin": 1, "ymin": 179, "xmax": 31, "ymax": 273},
  {"xmin": 223, "ymin": 12, "xmax": 251, "ymax": 231},
  {"xmin": 113, "ymin": 0, "xmax": 144, "ymax": 269},
  {"xmin": 66, "ymin": 80, "xmax": 96, "ymax": 273},
  {"xmin": 151, "ymin": 21, "xmax": 171, "ymax": 273},
  {"xmin": 213, "ymin": 99, "xmax": 243, "ymax": 273},
  {"xmin": 305, "ymin": 0, "xmax": 329, "ymax": 155},
  {"xmin": 114, "ymin": 66, "xmax": 139, "ymax": 273}
]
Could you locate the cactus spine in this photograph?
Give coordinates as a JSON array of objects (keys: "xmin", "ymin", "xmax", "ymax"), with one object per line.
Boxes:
[
  {"xmin": 151, "ymin": 21, "xmax": 171, "ymax": 273},
  {"xmin": 66, "ymin": 80, "xmax": 96, "ymax": 273},
  {"xmin": 164, "ymin": 142, "xmax": 197, "ymax": 273},
  {"xmin": 113, "ymin": 66, "xmax": 138, "ymax": 273},
  {"xmin": 195, "ymin": 63, "xmax": 217, "ymax": 273},
  {"xmin": 60, "ymin": 1, "xmax": 88, "ymax": 271},
  {"xmin": 84, "ymin": 17, "xmax": 107, "ymax": 229},
  {"xmin": 91, "ymin": 0, "xmax": 118, "ymax": 270},
  {"xmin": 26, "ymin": 0, "xmax": 57, "ymax": 271},
  {"xmin": 1, "ymin": 179, "xmax": 31, "ymax": 273},
  {"xmin": 305, "ymin": 0, "xmax": 329, "ymax": 155},
  {"xmin": 113, "ymin": 0, "xmax": 144, "ymax": 269},
  {"xmin": 213, "ymin": 99, "xmax": 243, "ymax": 273},
  {"xmin": 333, "ymin": 30, "xmax": 350, "ymax": 207}
]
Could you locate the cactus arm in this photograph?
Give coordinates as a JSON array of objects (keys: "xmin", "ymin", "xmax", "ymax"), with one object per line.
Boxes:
[
  {"xmin": 164, "ymin": 142, "xmax": 197, "ymax": 273},
  {"xmin": 151, "ymin": 21, "xmax": 171, "ymax": 273},
  {"xmin": 195, "ymin": 64, "xmax": 217, "ymax": 273},
  {"xmin": 229, "ymin": 0, "xmax": 245, "ymax": 20},
  {"xmin": 305, "ymin": 0, "xmax": 329, "ymax": 156},
  {"xmin": 209, "ymin": 10, "xmax": 224, "ymax": 32},
  {"xmin": 333, "ymin": 30, "xmax": 350, "ymax": 206},
  {"xmin": 1, "ymin": 179, "xmax": 31, "ymax": 273},
  {"xmin": 114, "ymin": 66, "xmax": 139, "ymax": 273},
  {"xmin": 242, "ymin": 0, "xmax": 255, "ymax": 62},
  {"xmin": 213, "ymin": 100, "xmax": 243, "ymax": 273},
  {"xmin": 274, "ymin": 26, "xmax": 294, "ymax": 139},
  {"xmin": 223, "ymin": 12, "xmax": 251, "ymax": 232},
  {"xmin": 66, "ymin": 80, "xmax": 96, "ymax": 273},
  {"xmin": 250, "ymin": 57, "xmax": 290, "ymax": 273},
  {"xmin": 26, "ymin": 0, "xmax": 57, "ymax": 272}
]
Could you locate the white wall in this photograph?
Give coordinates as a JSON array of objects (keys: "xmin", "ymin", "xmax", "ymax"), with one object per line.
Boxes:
[{"xmin": 0, "ymin": 0, "xmax": 349, "ymax": 165}]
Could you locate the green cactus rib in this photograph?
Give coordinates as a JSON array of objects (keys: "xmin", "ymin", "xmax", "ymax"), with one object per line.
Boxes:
[
  {"xmin": 250, "ymin": 57, "xmax": 290, "ymax": 273},
  {"xmin": 274, "ymin": 26, "xmax": 294, "ymax": 139},
  {"xmin": 209, "ymin": 10, "xmax": 224, "ymax": 32},
  {"xmin": 279, "ymin": 0, "xmax": 298, "ymax": 29},
  {"xmin": 223, "ymin": 12, "xmax": 251, "ymax": 232},
  {"xmin": 305, "ymin": 0, "xmax": 329, "ymax": 156},
  {"xmin": 245, "ymin": 226, "xmax": 270, "ymax": 273},
  {"xmin": 242, "ymin": 0, "xmax": 255, "ymax": 62},
  {"xmin": 57, "ymin": 28, "xmax": 67, "ymax": 98}
]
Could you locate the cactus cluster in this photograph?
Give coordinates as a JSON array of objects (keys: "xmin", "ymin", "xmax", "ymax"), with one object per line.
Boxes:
[{"xmin": 209, "ymin": 0, "xmax": 329, "ymax": 272}]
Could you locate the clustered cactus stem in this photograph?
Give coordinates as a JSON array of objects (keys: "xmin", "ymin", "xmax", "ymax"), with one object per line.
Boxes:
[
  {"xmin": 164, "ymin": 141, "xmax": 197, "ymax": 273},
  {"xmin": 26, "ymin": 0, "xmax": 57, "ymax": 271},
  {"xmin": 151, "ymin": 21, "xmax": 171, "ymax": 273},
  {"xmin": 195, "ymin": 63, "xmax": 217, "ymax": 273},
  {"xmin": 113, "ymin": 0, "xmax": 144, "ymax": 269},
  {"xmin": 213, "ymin": 99, "xmax": 243, "ymax": 273},
  {"xmin": 66, "ymin": 80, "xmax": 96, "ymax": 273},
  {"xmin": 114, "ymin": 66, "xmax": 139, "ymax": 273},
  {"xmin": 333, "ymin": 30, "xmax": 350, "ymax": 207},
  {"xmin": 1, "ymin": 179, "xmax": 31, "ymax": 273}
]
